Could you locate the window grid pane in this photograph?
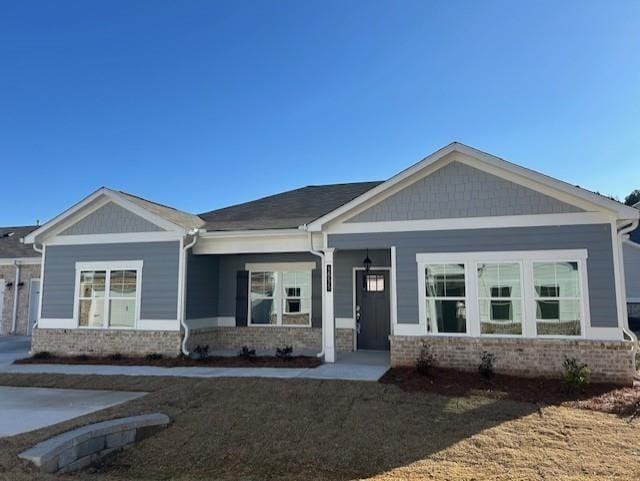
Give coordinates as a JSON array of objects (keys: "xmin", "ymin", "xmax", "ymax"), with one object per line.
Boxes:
[
  {"xmin": 425, "ymin": 264, "xmax": 467, "ymax": 334},
  {"xmin": 477, "ymin": 263, "xmax": 522, "ymax": 336},
  {"xmin": 533, "ymin": 262, "xmax": 581, "ymax": 336}
]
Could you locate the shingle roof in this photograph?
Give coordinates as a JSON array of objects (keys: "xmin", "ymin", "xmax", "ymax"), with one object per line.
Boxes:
[
  {"xmin": 199, "ymin": 181, "xmax": 383, "ymax": 231},
  {"xmin": 0, "ymin": 225, "xmax": 39, "ymax": 259},
  {"xmin": 118, "ymin": 190, "xmax": 205, "ymax": 231}
]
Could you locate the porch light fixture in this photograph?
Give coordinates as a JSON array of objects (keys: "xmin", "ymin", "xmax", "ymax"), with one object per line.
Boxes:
[{"xmin": 362, "ymin": 249, "xmax": 372, "ymax": 291}]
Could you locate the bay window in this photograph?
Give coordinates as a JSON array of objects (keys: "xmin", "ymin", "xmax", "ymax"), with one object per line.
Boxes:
[
  {"xmin": 247, "ymin": 263, "xmax": 314, "ymax": 327},
  {"xmin": 75, "ymin": 261, "xmax": 142, "ymax": 329},
  {"xmin": 417, "ymin": 251, "xmax": 587, "ymax": 339}
]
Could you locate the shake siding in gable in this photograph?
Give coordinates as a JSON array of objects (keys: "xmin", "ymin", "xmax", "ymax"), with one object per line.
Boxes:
[
  {"xmin": 42, "ymin": 242, "xmax": 180, "ymax": 320},
  {"xmin": 328, "ymin": 223, "xmax": 617, "ymax": 328},
  {"xmin": 347, "ymin": 162, "xmax": 583, "ymax": 222},
  {"xmin": 60, "ymin": 202, "xmax": 164, "ymax": 235}
]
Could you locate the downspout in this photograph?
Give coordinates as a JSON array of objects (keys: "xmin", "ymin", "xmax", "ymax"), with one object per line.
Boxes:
[
  {"xmin": 618, "ymin": 220, "xmax": 639, "ymax": 352},
  {"xmin": 305, "ymin": 227, "xmax": 325, "ymax": 359},
  {"xmin": 11, "ymin": 261, "xmax": 20, "ymax": 334},
  {"xmin": 180, "ymin": 230, "xmax": 200, "ymax": 356},
  {"xmin": 31, "ymin": 243, "xmax": 43, "ymax": 330}
]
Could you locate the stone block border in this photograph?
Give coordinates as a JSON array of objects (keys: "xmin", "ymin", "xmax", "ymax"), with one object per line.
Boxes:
[{"xmin": 19, "ymin": 413, "xmax": 170, "ymax": 473}]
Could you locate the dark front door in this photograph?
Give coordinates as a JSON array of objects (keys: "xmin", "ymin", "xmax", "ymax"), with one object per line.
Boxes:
[{"xmin": 355, "ymin": 270, "xmax": 390, "ymax": 350}]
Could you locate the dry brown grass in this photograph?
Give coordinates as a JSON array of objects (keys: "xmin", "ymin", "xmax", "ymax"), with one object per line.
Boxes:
[{"xmin": 0, "ymin": 373, "xmax": 639, "ymax": 481}]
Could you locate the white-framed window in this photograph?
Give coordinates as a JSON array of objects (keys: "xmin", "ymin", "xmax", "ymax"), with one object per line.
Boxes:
[
  {"xmin": 416, "ymin": 250, "xmax": 589, "ymax": 339},
  {"xmin": 247, "ymin": 262, "xmax": 314, "ymax": 327},
  {"xmin": 74, "ymin": 261, "xmax": 142, "ymax": 329},
  {"xmin": 477, "ymin": 262, "xmax": 523, "ymax": 335},
  {"xmin": 424, "ymin": 264, "xmax": 467, "ymax": 334},
  {"xmin": 533, "ymin": 262, "xmax": 582, "ymax": 336}
]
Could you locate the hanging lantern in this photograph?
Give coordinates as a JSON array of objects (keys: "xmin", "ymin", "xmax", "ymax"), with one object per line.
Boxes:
[{"xmin": 362, "ymin": 249, "xmax": 372, "ymax": 291}]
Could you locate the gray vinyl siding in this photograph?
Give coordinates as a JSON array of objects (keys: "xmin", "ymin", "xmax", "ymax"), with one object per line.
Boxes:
[
  {"xmin": 185, "ymin": 253, "xmax": 220, "ymax": 319},
  {"xmin": 334, "ymin": 249, "xmax": 391, "ymax": 318},
  {"xmin": 624, "ymin": 243, "xmax": 640, "ymax": 300},
  {"xmin": 347, "ymin": 162, "xmax": 582, "ymax": 222},
  {"xmin": 329, "ymin": 224, "xmax": 617, "ymax": 328},
  {"xmin": 195, "ymin": 253, "xmax": 322, "ymax": 328},
  {"xmin": 42, "ymin": 242, "xmax": 180, "ymax": 320},
  {"xmin": 60, "ymin": 202, "xmax": 164, "ymax": 235}
]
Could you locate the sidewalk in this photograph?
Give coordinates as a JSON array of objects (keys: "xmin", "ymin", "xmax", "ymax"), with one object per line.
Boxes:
[{"xmin": 0, "ymin": 351, "xmax": 390, "ymax": 382}]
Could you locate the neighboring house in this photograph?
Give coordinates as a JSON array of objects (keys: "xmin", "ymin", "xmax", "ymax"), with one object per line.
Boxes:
[
  {"xmin": 22, "ymin": 143, "xmax": 640, "ymax": 383},
  {"xmin": 624, "ymin": 202, "xmax": 640, "ymax": 319},
  {"xmin": 0, "ymin": 225, "xmax": 42, "ymax": 336}
]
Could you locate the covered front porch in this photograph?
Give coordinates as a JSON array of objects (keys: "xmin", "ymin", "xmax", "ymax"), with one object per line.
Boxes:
[{"xmin": 184, "ymin": 240, "xmax": 396, "ymax": 363}]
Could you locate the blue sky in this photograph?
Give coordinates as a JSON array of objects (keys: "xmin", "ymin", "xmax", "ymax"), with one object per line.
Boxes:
[{"xmin": 1, "ymin": 0, "xmax": 639, "ymax": 226}]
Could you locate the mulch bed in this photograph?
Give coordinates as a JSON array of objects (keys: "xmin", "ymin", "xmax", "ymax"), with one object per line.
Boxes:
[
  {"xmin": 14, "ymin": 354, "xmax": 322, "ymax": 369},
  {"xmin": 380, "ymin": 366, "xmax": 640, "ymax": 417}
]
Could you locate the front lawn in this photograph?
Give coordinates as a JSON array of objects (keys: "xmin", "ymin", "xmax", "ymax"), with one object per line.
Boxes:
[{"xmin": 0, "ymin": 373, "xmax": 639, "ymax": 480}]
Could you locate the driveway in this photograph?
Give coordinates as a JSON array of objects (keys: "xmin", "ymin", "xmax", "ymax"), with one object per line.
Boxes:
[
  {"xmin": 0, "ymin": 386, "xmax": 145, "ymax": 437},
  {"xmin": 0, "ymin": 336, "xmax": 30, "ymax": 366},
  {"xmin": 0, "ymin": 336, "xmax": 146, "ymax": 438}
]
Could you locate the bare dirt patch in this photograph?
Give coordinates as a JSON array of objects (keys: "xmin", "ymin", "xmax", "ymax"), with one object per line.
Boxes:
[
  {"xmin": 0, "ymin": 373, "xmax": 639, "ymax": 481},
  {"xmin": 14, "ymin": 354, "xmax": 321, "ymax": 369},
  {"xmin": 381, "ymin": 366, "xmax": 640, "ymax": 416}
]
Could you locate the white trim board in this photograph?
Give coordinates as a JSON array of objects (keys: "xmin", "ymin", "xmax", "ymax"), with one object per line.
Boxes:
[
  {"xmin": 245, "ymin": 262, "xmax": 316, "ymax": 272},
  {"xmin": 46, "ymin": 232, "xmax": 182, "ymax": 246},
  {"xmin": 328, "ymin": 212, "xmax": 612, "ymax": 234}
]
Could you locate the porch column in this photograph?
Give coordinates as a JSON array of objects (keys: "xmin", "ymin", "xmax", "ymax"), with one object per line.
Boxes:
[{"xmin": 323, "ymin": 248, "xmax": 336, "ymax": 362}]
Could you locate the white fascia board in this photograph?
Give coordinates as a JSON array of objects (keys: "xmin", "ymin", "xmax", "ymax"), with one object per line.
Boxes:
[
  {"xmin": 307, "ymin": 142, "xmax": 637, "ymax": 231},
  {"xmin": 327, "ymin": 212, "xmax": 612, "ymax": 234},
  {"xmin": 199, "ymin": 229, "xmax": 303, "ymax": 238},
  {"xmin": 24, "ymin": 188, "xmax": 188, "ymax": 244},
  {"xmin": 0, "ymin": 257, "xmax": 42, "ymax": 266}
]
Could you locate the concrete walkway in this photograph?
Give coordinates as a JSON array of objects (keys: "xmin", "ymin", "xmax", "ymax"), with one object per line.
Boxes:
[
  {"xmin": 0, "ymin": 336, "xmax": 31, "ymax": 366},
  {"xmin": 1, "ymin": 350, "xmax": 390, "ymax": 382},
  {"xmin": 0, "ymin": 386, "xmax": 145, "ymax": 437}
]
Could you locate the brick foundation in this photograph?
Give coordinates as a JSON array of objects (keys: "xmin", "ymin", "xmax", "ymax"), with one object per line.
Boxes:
[
  {"xmin": 390, "ymin": 335, "xmax": 636, "ymax": 385},
  {"xmin": 31, "ymin": 328, "xmax": 182, "ymax": 357},
  {"xmin": 187, "ymin": 326, "xmax": 355, "ymax": 353}
]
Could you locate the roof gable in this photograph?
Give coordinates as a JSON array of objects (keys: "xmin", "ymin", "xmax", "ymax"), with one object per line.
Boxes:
[
  {"xmin": 308, "ymin": 142, "xmax": 640, "ymax": 230},
  {"xmin": 24, "ymin": 188, "xmax": 203, "ymax": 244},
  {"xmin": 347, "ymin": 161, "xmax": 583, "ymax": 223},
  {"xmin": 59, "ymin": 202, "xmax": 165, "ymax": 235}
]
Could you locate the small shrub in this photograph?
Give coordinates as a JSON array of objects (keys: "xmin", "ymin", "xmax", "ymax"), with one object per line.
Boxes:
[
  {"xmin": 146, "ymin": 353, "xmax": 163, "ymax": 361},
  {"xmin": 239, "ymin": 346, "xmax": 256, "ymax": 359},
  {"xmin": 276, "ymin": 345, "xmax": 293, "ymax": 360},
  {"xmin": 479, "ymin": 351, "xmax": 496, "ymax": 379},
  {"xmin": 75, "ymin": 354, "xmax": 89, "ymax": 362},
  {"xmin": 193, "ymin": 344, "xmax": 210, "ymax": 360},
  {"xmin": 562, "ymin": 356, "xmax": 590, "ymax": 391},
  {"xmin": 415, "ymin": 344, "xmax": 435, "ymax": 376},
  {"xmin": 32, "ymin": 351, "xmax": 51, "ymax": 360},
  {"xmin": 110, "ymin": 353, "xmax": 123, "ymax": 361}
]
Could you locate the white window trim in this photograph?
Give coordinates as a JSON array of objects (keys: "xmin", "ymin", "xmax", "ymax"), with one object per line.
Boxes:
[
  {"xmin": 73, "ymin": 260, "xmax": 143, "ymax": 330},
  {"xmin": 246, "ymin": 264, "xmax": 314, "ymax": 328},
  {"xmin": 416, "ymin": 250, "xmax": 590, "ymax": 340},
  {"xmin": 423, "ymin": 263, "xmax": 470, "ymax": 337}
]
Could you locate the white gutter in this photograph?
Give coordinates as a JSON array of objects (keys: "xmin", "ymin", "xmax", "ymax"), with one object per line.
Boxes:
[
  {"xmin": 180, "ymin": 230, "xmax": 200, "ymax": 356},
  {"xmin": 10, "ymin": 260, "xmax": 20, "ymax": 334},
  {"xmin": 31, "ymin": 243, "xmax": 43, "ymax": 330},
  {"xmin": 618, "ymin": 220, "xmax": 639, "ymax": 352},
  {"xmin": 304, "ymin": 227, "xmax": 325, "ymax": 359}
]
